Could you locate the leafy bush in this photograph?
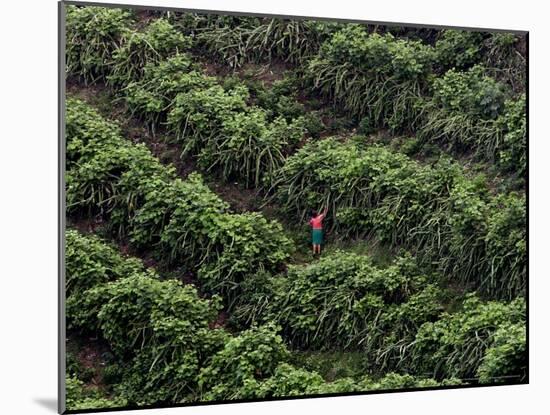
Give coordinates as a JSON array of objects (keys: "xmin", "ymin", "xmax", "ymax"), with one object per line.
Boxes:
[
  {"xmin": 93, "ymin": 275, "xmax": 228, "ymax": 404},
  {"xmin": 434, "ymin": 30, "xmax": 485, "ymax": 70},
  {"xmin": 418, "ymin": 66, "xmax": 515, "ymax": 163},
  {"xmin": 195, "ymin": 212, "xmax": 293, "ymax": 306},
  {"xmin": 87, "ymin": 279, "xmax": 225, "ymax": 404},
  {"xmin": 476, "ymin": 322, "xmax": 527, "ymax": 384},
  {"xmin": 66, "ymin": 375, "xmax": 127, "ymax": 411},
  {"xmin": 431, "ymin": 65, "xmax": 506, "ymax": 119},
  {"xmin": 66, "ymin": 5, "xmax": 134, "ymax": 82},
  {"xmin": 66, "ymin": 229, "xmax": 230, "ymax": 404},
  {"xmin": 167, "ymin": 84, "xmax": 250, "ymax": 149},
  {"xmin": 408, "ymin": 295, "xmax": 526, "ymax": 381},
  {"xmin": 257, "ymin": 368, "xmax": 461, "ymax": 396},
  {"xmin": 434, "ymin": 30, "xmax": 526, "ymax": 94},
  {"xmin": 91, "ymin": 275, "xmax": 220, "ymax": 353},
  {"xmin": 198, "ymin": 324, "xmax": 290, "ymax": 400},
  {"xmin": 65, "ymin": 97, "xmax": 122, "ymax": 167},
  {"xmin": 137, "ymin": 173, "xmax": 228, "ymax": 260},
  {"xmin": 196, "ymin": 110, "xmax": 306, "ymax": 187},
  {"xmin": 108, "ymin": 19, "xmax": 191, "ymax": 87},
  {"xmin": 65, "ymin": 229, "xmax": 144, "ymax": 298},
  {"xmin": 66, "ymin": 140, "xmax": 164, "ymax": 217},
  {"xmin": 123, "ymin": 56, "xmax": 208, "ymax": 130},
  {"xmin": 306, "ymin": 25, "xmax": 435, "ymax": 132},
  {"xmin": 239, "ymin": 252, "xmax": 443, "ymax": 368},
  {"xmin": 166, "ymin": 84, "xmax": 306, "ymax": 187},
  {"xmin": 494, "ymin": 95, "xmax": 527, "ymax": 175}
]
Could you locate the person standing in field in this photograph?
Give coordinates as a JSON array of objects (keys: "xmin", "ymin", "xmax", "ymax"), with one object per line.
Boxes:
[{"xmin": 309, "ymin": 208, "xmax": 328, "ymax": 255}]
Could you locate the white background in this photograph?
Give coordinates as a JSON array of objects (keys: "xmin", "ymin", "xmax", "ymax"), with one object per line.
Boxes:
[{"xmin": 1, "ymin": 0, "xmax": 547, "ymax": 414}]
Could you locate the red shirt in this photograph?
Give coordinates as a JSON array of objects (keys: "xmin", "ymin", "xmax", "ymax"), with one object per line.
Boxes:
[{"xmin": 309, "ymin": 214, "xmax": 325, "ymax": 229}]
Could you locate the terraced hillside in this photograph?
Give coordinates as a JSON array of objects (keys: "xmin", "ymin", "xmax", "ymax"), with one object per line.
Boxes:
[{"xmin": 63, "ymin": 5, "xmax": 527, "ymax": 411}]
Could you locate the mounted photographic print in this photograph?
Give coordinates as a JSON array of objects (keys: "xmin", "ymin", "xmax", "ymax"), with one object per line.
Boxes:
[{"xmin": 59, "ymin": 1, "xmax": 528, "ymax": 413}]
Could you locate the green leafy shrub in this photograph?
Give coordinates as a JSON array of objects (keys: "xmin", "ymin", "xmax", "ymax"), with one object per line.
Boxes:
[
  {"xmin": 66, "ymin": 141, "xmax": 163, "ymax": 217},
  {"xmin": 123, "ymin": 56, "xmax": 207, "ymax": 130},
  {"xmin": 197, "ymin": 110, "xmax": 306, "ymax": 187},
  {"xmin": 418, "ymin": 66, "xmax": 514, "ymax": 163},
  {"xmin": 66, "ymin": 5, "xmax": 134, "ymax": 82},
  {"xmin": 494, "ymin": 95, "xmax": 526, "ymax": 174},
  {"xmin": 165, "ymin": 83, "xmax": 306, "ymax": 187},
  {"xmin": 408, "ymin": 295, "xmax": 526, "ymax": 381},
  {"xmin": 250, "ymin": 252, "xmax": 443, "ymax": 365},
  {"xmin": 198, "ymin": 324, "xmax": 290, "ymax": 400},
  {"xmin": 142, "ymin": 173, "xmax": 228, "ymax": 260},
  {"xmin": 93, "ymin": 275, "xmax": 228, "ymax": 404},
  {"xmin": 431, "ymin": 65, "xmax": 506, "ymax": 119},
  {"xmin": 65, "ymin": 231, "xmax": 229, "ymax": 402},
  {"xmin": 306, "ymin": 25, "xmax": 435, "ymax": 132},
  {"xmin": 195, "ymin": 212, "xmax": 293, "ymax": 305},
  {"xmin": 66, "ymin": 375, "xmax": 127, "ymax": 411},
  {"xmin": 167, "ymin": 84, "xmax": 250, "ymax": 150},
  {"xmin": 476, "ymin": 322, "xmax": 527, "ymax": 383},
  {"xmin": 271, "ymin": 138, "xmax": 458, "ymax": 241},
  {"xmin": 307, "ymin": 372, "xmax": 462, "ymax": 395},
  {"xmin": 108, "ymin": 19, "xmax": 191, "ymax": 87},
  {"xmin": 256, "ymin": 363, "xmax": 326, "ymax": 397},
  {"xmin": 92, "ymin": 275, "xmax": 220, "ymax": 353},
  {"xmin": 434, "ymin": 30, "xmax": 485, "ymax": 70},
  {"xmin": 65, "ymin": 229, "xmax": 231, "ymax": 405},
  {"xmin": 66, "ymin": 229, "xmax": 144, "ymax": 298},
  {"xmin": 65, "ymin": 97, "xmax": 122, "ymax": 167}
]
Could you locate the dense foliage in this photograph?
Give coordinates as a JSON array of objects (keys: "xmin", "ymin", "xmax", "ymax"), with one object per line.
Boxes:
[
  {"xmin": 108, "ymin": 18, "xmax": 192, "ymax": 87},
  {"xmin": 66, "ymin": 231, "xmax": 463, "ymax": 408},
  {"xmin": 64, "ymin": 7, "xmax": 527, "ymax": 410},
  {"xmin": 306, "ymin": 25, "xmax": 434, "ymax": 132},
  {"xmin": 303, "ymin": 25, "xmax": 526, "ymax": 169},
  {"xmin": 194, "ymin": 17, "xmax": 339, "ymax": 68},
  {"xmin": 233, "ymin": 252, "xmax": 444, "ymax": 372},
  {"xmin": 407, "ymin": 295, "xmax": 526, "ymax": 383},
  {"xmin": 66, "ymin": 376, "xmax": 128, "ymax": 410},
  {"xmin": 66, "ymin": 230, "xmax": 226, "ymax": 405},
  {"xmin": 270, "ymin": 138, "xmax": 526, "ymax": 299},
  {"xmin": 65, "ymin": 229, "xmax": 145, "ymax": 299},
  {"xmin": 66, "ymin": 6, "xmax": 134, "ymax": 83},
  {"xmin": 66, "ymin": 99, "xmax": 293, "ymax": 305}
]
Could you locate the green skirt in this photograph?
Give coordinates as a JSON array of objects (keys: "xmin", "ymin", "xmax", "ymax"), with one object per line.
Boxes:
[{"xmin": 312, "ymin": 228, "xmax": 323, "ymax": 245}]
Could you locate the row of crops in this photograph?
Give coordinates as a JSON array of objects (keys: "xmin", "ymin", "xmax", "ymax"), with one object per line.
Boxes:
[
  {"xmin": 67, "ymin": 230, "xmax": 470, "ymax": 408},
  {"xmin": 64, "ymin": 5, "xmax": 527, "ymax": 411},
  {"xmin": 67, "ymin": 98, "xmax": 293, "ymax": 306},
  {"xmin": 65, "ymin": 98, "xmax": 526, "ymax": 409},
  {"xmin": 66, "ymin": 6, "xmax": 526, "ymax": 176},
  {"xmin": 270, "ymin": 139, "xmax": 526, "ymax": 299},
  {"xmin": 66, "ymin": 227, "xmax": 525, "ymax": 408},
  {"xmin": 65, "ymin": 6, "xmax": 526, "ymax": 297}
]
